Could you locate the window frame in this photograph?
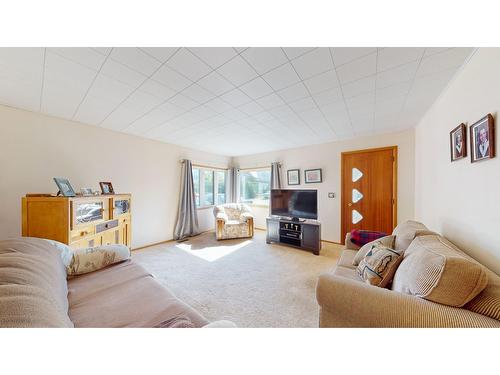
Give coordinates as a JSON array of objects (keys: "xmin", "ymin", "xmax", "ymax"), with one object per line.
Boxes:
[
  {"xmin": 192, "ymin": 167, "xmax": 227, "ymax": 209},
  {"xmin": 238, "ymin": 167, "xmax": 272, "ymax": 207}
]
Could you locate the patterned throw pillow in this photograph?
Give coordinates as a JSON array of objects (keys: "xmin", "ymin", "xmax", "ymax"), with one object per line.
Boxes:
[
  {"xmin": 67, "ymin": 245, "xmax": 130, "ymax": 276},
  {"xmin": 357, "ymin": 243, "xmax": 403, "ymax": 288}
]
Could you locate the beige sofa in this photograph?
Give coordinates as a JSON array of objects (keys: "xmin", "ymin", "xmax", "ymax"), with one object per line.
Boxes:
[
  {"xmin": 317, "ymin": 221, "xmax": 500, "ymax": 328},
  {"xmin": 213, "ymin": 203, "xmax": 254, "ymax": 240},
  {"xmin": 0, "ymin": 237, "xmax": 234, "ymax": 328}
]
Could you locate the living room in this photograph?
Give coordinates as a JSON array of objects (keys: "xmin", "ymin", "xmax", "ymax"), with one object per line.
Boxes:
[{"xmin": 0, "ymin": 1, "xmax": 498, "ymax": 373}]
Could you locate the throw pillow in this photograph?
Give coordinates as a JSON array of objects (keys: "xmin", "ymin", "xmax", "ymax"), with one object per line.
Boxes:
[
  {"xmin": 350, "ymin": 229, "xmax": 387, "ymax": 247},
  {"xmin": 352, "ymin": 235, "xmax": 395, "ymax": 266},
  {"xmin": 44, "ymin": 239, "xmax": 73, "ymax": 267},
  {"xmin": 67, "ymin": 244, "xmax": 130, "ymax": 276},
  {"xmin": 357, "ymin": 243, "xmax": 404, "ymax": 288}
]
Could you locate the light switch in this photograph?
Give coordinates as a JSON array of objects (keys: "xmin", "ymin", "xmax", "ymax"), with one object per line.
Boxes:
[{"xmin": 328, "ymin": 192, "xmax": 335, "ymax": 198}]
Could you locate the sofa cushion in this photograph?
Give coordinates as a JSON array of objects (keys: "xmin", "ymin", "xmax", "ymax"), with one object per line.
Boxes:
[
  {"xmin": 67, "ymin": 259, "xmax": 208, "ymax": 327},
  {"xmin": 67, "ymin": 244, "xmax": 130, "ymax": 276},
  {"xmin": 392, "ymin": 220, "xmax": 430, "ymax": 251},
  {"xmin": 357, "ymin": 243, "xmax": 403, "ymax": 288},
  {"xmin": 352, "ymin": 235, "xmax": 395, "ymax": 266},
  {"xmin": 0, "ymin": 238, "xmax": 73, "ymax": 327},
  {"xmin": 332, "ymin": 265, "xmax": 362, "ymax": 282},
  {"xmin": 337, "ymin": 249, "xmax": 357, "ymax": 269},
  {"xmin": 392, "ymin": 235, "xmax": 488, "ymax": 307}
]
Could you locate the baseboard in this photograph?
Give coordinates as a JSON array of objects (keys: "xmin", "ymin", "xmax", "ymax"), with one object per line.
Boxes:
[{"xmin": 132, "ymin": 229, "xmax": 215, "ymax": 251}]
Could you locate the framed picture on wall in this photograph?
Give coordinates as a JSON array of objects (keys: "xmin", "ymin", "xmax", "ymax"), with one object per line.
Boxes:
[
  {"xmin": 304, "ymin": 168, "xmax": 322, "ymax": 183},
  {"xmin": 470, "ymin": 114, "xmax": 495, "ymax": 163},
  {"xmin": 450, "ymin": 123, "xmax": 467, "ymax": 161},
  {"xmin": 287, "ymin": 169, "xmax": 300, "ymax": 185}
]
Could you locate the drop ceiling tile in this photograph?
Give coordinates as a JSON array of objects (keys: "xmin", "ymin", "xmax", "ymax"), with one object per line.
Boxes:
[
  {"xmin": 282, "ymin": 47, "xmax": 316, "ymax": 60},
  {"xmin": 241, "ymin": 47, "xmax": 288, "ymax": 75},
  {"xmin": 289, "ymin": 97, "xmax": 317, "ymax": 113},
  {"xmin": 234, "ymin": 47, "xmax": 248, "ymax": 53},
  {"xmin": 375, "ymin": 96, "xmax": 406, "ymax": 117},
  {"xmin": 376, "ymin": 60, "xmax": 418, "ymax": 89},
  {"xmin": 216, "ymin": 55, "xmax": 257, "ymax": 86},
  {"xmin": 189, "ymin": 47, "xmax": 238, "ymax": 69},
  {"xmin": 0, "ymin": 47, "xmax": 45, "ymax": 83},
  {"xmin": 277, "ymin": 82, "xmax": 309, "ymax": 102},
  {"xmin": 303, "ymin": 69, "xmax": 339, "ymax": 95},
  {"xmin": 140, "ymin": 47, "xmax": 179, "ymax": 62},
  {"xmin": 100, "ymin": 59, "xmax": 146, "ymax": 88},
  {"xmin": 151, "ymin": 65, "xmax": 192, "ymax": 91},
  {"xmin": 197, "ymin": 71, "xmax": 234, "ymax": 96},
  {"xmin": 190, "ymin": 104, "xmax": 218, "ymax": 119},
  {"xmin": 336, "ymin": 52, "xmax": 376, "ymax": 84},
  {"xmin": 239, "ymin": 77, "xmax": 273, "ymax": 99},
  {"xmin": 416, "ymin": 48, "xmax": 472, "ymax": 77},
  {"xmin": 220, "ymin": 88, "xmax": 251, "ymax": 107},
  {"xmin": 346, "ymin": 91, "xmax": 375, "ymax": 111},
  {"xmin": 168, "ymin": 93, "xmax": 199, "ymax": 111},
  {"xmin": 110, "ymin": 48, "xmax": 162, "ymax": 76},
  {"xmin": 376, "ymin": 81, "xmax": 412, "ymax": 102},
  {"xmin": 205, "ymin": 97, "xmax": 233, "ymax": 113},
  {"xmin": 140, "ymin": 79, "xmax": 176, "ymax": 100},
  {"xmin": 377, "ymin": 48, "xmax": 425, "ymax": 72},
  {"xmin": 291, "ymin": 48, "xmax": 333, "ymax": 80},
  {"xmin": 256, "ymin": 93, "xmax": 285, "ymax": 110},
  {"xmin": 342, "ymin": 75, "xmax": 376, "ymax": 98},
  {"xmin": 74, "ymin": 95, "xmax": 120, "ymax": 124},
  {"xmin": 166, "ymin": 48, "xmax": 211, "ymax": 81},
  {"xmin": 87, "ymin": 74, "xmax": 136, "ymax": 104},
  {"xmin": 238, "ymin": 100, "xmax": 264, "ymax": 116},
  {"xmin": 423, "ymin": 47, "xmax": 451, "ymax": 57},
  {"xmin": 181, "ymin": 83, "xmax": 215, "ymax": 104},
  {"xmin": 312, "ymin": 86, "xmax": 343, "ymax": 107},
  {"xmin": 262, "ymin": 63, "xmax": 300, "ymax": 91},
  {"xmin": 91, "ymin": 47, "xmax": 112, "ymax": 56},
  {"xmin": 252, "ymin": 111, "xmax": 275, "ymax": 123},
  {"xmin": 331, "ymin": 47, "xmax": 377, "ymax": 67},
  {"xmin": 223, "ymin": 108, "xmax": 247, "ymax": 121},
  {"xmin": 48, "ymin": 47, "xmax": 106, "ymax": 71}
]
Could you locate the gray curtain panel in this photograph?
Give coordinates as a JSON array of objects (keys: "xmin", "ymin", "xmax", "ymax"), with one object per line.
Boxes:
[
  {"xmin": 174, "ymin": 160, "xmax": 200, "ymax": 240},
  {"xmin": 270, "ymin": 162, "xmax": 282, "ymax": 214},
  {"xmin": 227, "ymin": 167, "xmax": 240, "ymax": 203}
]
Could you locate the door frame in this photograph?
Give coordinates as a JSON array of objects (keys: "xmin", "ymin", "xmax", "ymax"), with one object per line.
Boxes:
[{"xmin": 340, "ymin": 146, "xmax": 398, "ymax": 244}]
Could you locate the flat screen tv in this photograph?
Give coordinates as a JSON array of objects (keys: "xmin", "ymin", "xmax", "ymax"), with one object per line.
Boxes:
[{"xmin": 271, "ymin": 189, "xmax": 318, "ymax": 221}]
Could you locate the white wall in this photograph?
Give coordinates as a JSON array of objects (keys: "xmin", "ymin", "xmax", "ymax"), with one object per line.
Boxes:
[
  {"xmin": 415, "ymin": 48, "xmax": 500, "ymax": 274},
  {"xmin": 0, "ymin": 105, "xmax": 230, "ymax": 248},
  {"xmin": 233, "ymin": 129, "xmax": 415, "ymax": 242}
]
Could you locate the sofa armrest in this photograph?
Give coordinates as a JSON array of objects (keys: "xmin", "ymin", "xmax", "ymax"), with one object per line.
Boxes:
[
  {"xmin": 240, "ymin": 212, "xmax": 254, "ymax": 222},
  {"xmin": 316, "ymin": 273, "xmax": 500, "ymax": 328},
  {"xmin": 216, "ymin": 212, "xmax": 228, "ymax": 222},
  {"xmin": 344, "ymin": 232, "xmax": 361, "ymax": 250}
]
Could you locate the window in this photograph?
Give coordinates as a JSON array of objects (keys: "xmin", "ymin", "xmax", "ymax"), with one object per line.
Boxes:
[
  {"xmin": 192, "ymin": 167, "xmax": 226, "ymax": 207},
  {"xmin": 239, "ymin": 168, "xmax": 271, "ymax": 206}
]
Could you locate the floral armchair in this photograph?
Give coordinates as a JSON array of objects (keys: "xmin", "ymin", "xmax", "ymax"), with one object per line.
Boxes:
[{"xmin": 213, "ymin": 203, "xmax": 254, "ymax": 240}]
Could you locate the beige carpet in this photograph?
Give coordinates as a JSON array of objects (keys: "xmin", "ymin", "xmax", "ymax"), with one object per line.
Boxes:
[{"xmin": 132, "ymin": 230, "xmax": 341, "ymax": 327}]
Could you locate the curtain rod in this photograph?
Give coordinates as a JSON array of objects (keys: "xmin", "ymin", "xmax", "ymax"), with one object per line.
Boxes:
[
  {"xmin": 179, "ymin": 160, "xmax": 228, "ymax": 171},
  {"xmin": 238, "ymin": 164, "xmax": 280, "ymax": 171}
]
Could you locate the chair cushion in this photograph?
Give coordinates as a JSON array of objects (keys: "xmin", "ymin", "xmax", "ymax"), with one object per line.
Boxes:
[
  {"xmin": 357, "ymin": 243, "xmax": 403, "ymax": 288},
  {"xmin": 0, "ymin": 238, "xmax": 73, "ymax": 327},
  {"xmin": 392, "ymin": 220, "xmax": 430, "ymax": 251},
  {"xmin": 392, "ymin": 235, "xmax": 488, "ymax": 307},
  {"xmin": 352, "ymin": 235, "xmax": 395, "ymax": 266}
]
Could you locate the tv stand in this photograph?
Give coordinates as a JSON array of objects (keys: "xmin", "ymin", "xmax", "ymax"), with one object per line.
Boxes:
[{"xmin": 266, "ymin": 216, "xmax": 321, "ymax": 255}]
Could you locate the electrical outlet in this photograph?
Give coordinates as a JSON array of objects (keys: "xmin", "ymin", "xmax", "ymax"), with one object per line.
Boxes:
[{"xmin": 328, "ymin": 192, "xmax": 335, "ymax": 198}]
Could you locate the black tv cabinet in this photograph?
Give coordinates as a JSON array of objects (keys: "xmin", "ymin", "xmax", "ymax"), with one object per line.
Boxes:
[{"xmin": 266, "ymin": 216, "xmax": 321, "ymax": 255}]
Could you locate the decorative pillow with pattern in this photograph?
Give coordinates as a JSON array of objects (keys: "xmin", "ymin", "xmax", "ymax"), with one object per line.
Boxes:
[
  {"xmin": 357, "ymin": 243, "xmax": 404, "ymax": 288},
  {"xmin": 67, "ymin": 245, "xmax": 130, "ymax": 276},
  {"xmin": 352, "ymin": 235, "xmax": 395, "ymax": 266}
]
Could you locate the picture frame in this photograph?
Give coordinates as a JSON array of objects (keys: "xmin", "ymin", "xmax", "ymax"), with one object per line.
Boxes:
[
  {"xmin": 304, "ymin": 168, "xmax": 322, "ymax": 183},
  {"xmin": 53, "ymin": 177, "xmax": 76, "ymax": 197},
  {"xmin": 287, "ymin": 169, "xmax": 300, "ymax": 185},
  {"xmin": 470, "ymin": 114, "xmax": 495, "ymax": 163},
  {"xmin": 450, "ymin": 123, "xmax": 467, "ymax": 161},
  {"xmin": 80, "ymin": 187, "xmax": 93, "ymax": 196},
  {"xmin": 99, "ymin": 182, "xmax": 115, "ymax": 195}
]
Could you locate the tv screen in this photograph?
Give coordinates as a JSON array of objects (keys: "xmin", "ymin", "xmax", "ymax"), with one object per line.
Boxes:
[{"xmin": 271, "ymin": 189, "xmax": 318, "ymax": 220}]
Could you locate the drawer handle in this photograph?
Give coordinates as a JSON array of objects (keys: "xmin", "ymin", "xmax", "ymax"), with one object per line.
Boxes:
[{"xmin": 80, "ymin": 231, "xmax": 88, "ymax": 236}]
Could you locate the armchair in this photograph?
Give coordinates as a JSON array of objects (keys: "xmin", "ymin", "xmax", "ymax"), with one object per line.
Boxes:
[{"xmin": 213, "ymin": 203, "xmax": 254, "ymax": 240}]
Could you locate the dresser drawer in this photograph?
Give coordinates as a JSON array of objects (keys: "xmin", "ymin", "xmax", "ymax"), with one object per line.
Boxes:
[
  {"xmin": 96, "ymin": 219, "xmax": 119, "ymax": 233},
  {"xmin": 71, "ymin": 225, "xmax": 95, "ymax": 241}
]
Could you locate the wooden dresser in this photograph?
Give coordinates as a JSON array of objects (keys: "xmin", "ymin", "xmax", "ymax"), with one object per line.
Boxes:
[{"xmin": 22, "ymin": 194, "xmax": 131, "ymax": 249}]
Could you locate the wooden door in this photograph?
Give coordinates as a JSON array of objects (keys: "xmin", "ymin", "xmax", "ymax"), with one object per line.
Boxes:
[{"xmin": 341, "ymin": 146, "xmax": 397, "ymax": 243}]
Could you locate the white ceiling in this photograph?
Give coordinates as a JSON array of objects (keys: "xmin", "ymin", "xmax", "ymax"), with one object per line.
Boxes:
[{"xmin": 0, "ymin": 47, "xmax": 473, "ymax": 156}]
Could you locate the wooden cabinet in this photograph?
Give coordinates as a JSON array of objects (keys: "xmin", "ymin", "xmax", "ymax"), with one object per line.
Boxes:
[{"xmin": 22, "ymin": 194, "xmax": 131, "ymax": 249}]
